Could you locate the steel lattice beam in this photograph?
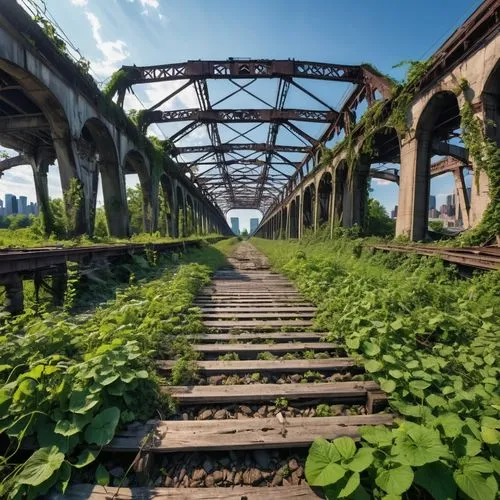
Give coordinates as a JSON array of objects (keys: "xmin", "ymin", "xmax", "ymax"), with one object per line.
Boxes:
[
  {"xmin": 120, "ymin": 60, "xmax": 364, "ymax": 85},
  {"xmin": 174, "ymin": 143, "xmax": 310, "ymax": 154},
  {"xmin": 143, "ymin": 108, "xmax": 339, "ymax": 125}
]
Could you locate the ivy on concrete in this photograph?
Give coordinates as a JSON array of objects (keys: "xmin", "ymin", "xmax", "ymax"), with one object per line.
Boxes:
[
  {"xmin": 457, "ymin": 81, "xmax": 500, "ymax": 245},
  {"xmin": 63, "ymin": 178, "xmax": 84, "ymax": 236}
]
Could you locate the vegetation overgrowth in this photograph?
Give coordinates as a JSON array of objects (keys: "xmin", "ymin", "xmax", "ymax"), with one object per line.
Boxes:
[
  {"xmin": 0, "ymin": 238, "xmax": 237, "ymax": 498},
  {"xmin": 252, "ymin": 236, "xmax": 499, "ymax": 500}
]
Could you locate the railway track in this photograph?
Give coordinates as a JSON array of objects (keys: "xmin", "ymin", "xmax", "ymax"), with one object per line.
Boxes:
[
  {"xmin": 64, "ymin": 242, "xmax": 391, "ymax": 498},
  {"xmin": 370, "ymin": 243, "xmax": 500, "ymax": 270}
]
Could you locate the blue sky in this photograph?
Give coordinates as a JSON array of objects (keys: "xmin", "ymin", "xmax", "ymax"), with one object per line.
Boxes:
[{"xmin": 1, "ymin": 0, "xmax": 480, "ymax": 231}]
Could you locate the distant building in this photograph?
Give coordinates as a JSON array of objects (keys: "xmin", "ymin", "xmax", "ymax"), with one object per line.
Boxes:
[
  {"xmin": 390, "ymin": 205, "xmax": 398, "ymax": 219},
  {"xmin": 440, "ymin": 204, "xmax": 449, "ymax": 216},
  {"xmin": 5, "ymin": 194, "xmax": 17, "ymax": 215},
  {"xmin": 18, "ymin": 196, "xmax": 27, "ymax": 215},
  {"xmin": 0, "ymin": 200, "xmax": 4, "ymax": 217},
  {"xmin": 249, "ymin": 218, "xmax": 259, "ymax": 234},
  {"xmin": 230, "ymin": 217, "xmax": 240, "ymax": 235},
  {"xmin": 429, "ymin": 195, "xmax": 436, "ymax": 211}
]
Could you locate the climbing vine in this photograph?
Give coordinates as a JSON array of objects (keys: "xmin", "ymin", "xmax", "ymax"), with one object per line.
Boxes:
[
  {"xmin": 456, "ymin": 81, "xmax": 500, "ymax": 245},
  {"xmin": 63, "ymin": 179, "xmax": 84, "ymax": 236},
  {"xmin": 32, "ymin": 15, "xmax": 90, "ymax": 77},
  {"xmin": 102, "ymin": 67, "xmax": 140, "ymax": 100}
]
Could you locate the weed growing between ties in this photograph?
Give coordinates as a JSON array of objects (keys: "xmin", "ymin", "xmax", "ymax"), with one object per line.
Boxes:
[
  {"xmin": 0, "ymin": 238, "xmax": 237, "ymax": 498},
  {"xmin": 253, "ymin": 237, "xmax": 499, "ymax": 500}
]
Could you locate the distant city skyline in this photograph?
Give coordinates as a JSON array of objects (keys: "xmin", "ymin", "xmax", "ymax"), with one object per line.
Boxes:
[{"xmin": 0, "ymin": 192, "xmax": 38, "ymax": 217}]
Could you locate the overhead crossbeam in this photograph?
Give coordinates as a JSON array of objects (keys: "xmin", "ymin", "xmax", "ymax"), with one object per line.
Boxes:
[
  {"xmin": 144, "ymin": 108, "xmax": 339, "ymax": 125},
  {"xmin": 120, "ymin": 60, "xmax": 364, "ymax": 85},
  {"xmin": 174, "ymin": 143, "xmax": 310, "ymax": 154}
]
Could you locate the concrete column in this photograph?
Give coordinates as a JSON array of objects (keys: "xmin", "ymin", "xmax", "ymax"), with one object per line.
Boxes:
[
  {"xmin": 298, "ymin": 193, "xmax": 304, "ymax": 239},
  {"xmin": 53, "ymin": 138, "xmax": 89, "ymax": 235},
  {"xmin": 314, "ymin": 185, "xmax": 320, "ymax": 233},
  {"xmin": 453, "ymin": 167, "xmax": 470, "ymax": 228},
  {"xmin": 30, "ymin": 155, "xmax": 53, "ymax": 235},
  {"xmin": 141, "ymin": 177, "xmax": 157, "ymax": 233},
  {"xmin": 395, "ymin": 136, "xmax": 430, "ymax": 241}
]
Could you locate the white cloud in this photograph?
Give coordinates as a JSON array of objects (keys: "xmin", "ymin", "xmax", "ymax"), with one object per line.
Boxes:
[
  {"xmin": 71, "ymin": 0, "xmax": 88, "ymax": 6},
  {"xmin": 140, "ymin": 0, "xmax": 159, "ymax": 8},
  {"xmin": 372, "ymin": 178, "xmax": 392, "ymax": 186},
  {"xmin": 85, "ymin": 12, "xmax": 129, "ymax": 78}
]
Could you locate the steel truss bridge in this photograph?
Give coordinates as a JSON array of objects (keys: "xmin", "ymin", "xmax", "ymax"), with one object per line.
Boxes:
[{"xmin": 117, "ymin": 59, "xmax": 392, "ymax": 213}]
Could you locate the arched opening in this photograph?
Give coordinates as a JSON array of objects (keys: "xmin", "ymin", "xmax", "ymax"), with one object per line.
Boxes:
[
  {"xmin": 302, "ymin": 183, "xmax": 315, "ymax": 230},
  {"xmin": 123, "ymin": 150, "xmax": 153, "ymax": 234},
  {"xmin": 81, "ymin": 118, "xmax": 128, "ymax": 237},
  {"xmin": 483, "ymin": 61, "xmax": 500, "ymax": 146},
  {"xmin": 317, "ymin": 171, "xmax": 333, "ymax": 227},
  {"xmin": 0, "ymin": 66, "xmax": 68, "ymax": 238},
  {"xmin": 415, "ymin": 91, "xmax": 463, "ymax": 240},
  {"xmin": 364, "ymin": 127, "xmax": 400, "ymax": 237},
  {"xmin": 226, "ymin": 209, "xmax": 263, "ymax": 236},
  {"xmin": 289, "ymin": 197, "xmax": 299, "ymax": 238}
]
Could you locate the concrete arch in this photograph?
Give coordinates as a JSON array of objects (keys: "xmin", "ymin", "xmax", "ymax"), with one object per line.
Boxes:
[
  {"xmin": 410, "ymin": 91, "xmax": 461, "ymax": 240},
  {"xmin": 317, "ymin": 171, "xmax": 333, "ymax": 226},
  {"xmin": 0, "ymin": 60, "xmax": 87, "ymax": 234},
  {"xmin": 483, "ymin": 60, "xmax": 500, "ymax": 145},
  {"xmin": 302, "ymin": 183, "xmax": 315, "ymax": 230},
  {"xmin": 82, "ymin": 118, "xmax": 128, "ymax": 237}
]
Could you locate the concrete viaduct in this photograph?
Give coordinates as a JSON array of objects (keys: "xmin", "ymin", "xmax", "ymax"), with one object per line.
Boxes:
[
  {"xmin": 0, "ymin": 0, "xmax": 231, "ymax": 238},
  {"xmin": 256, "ymin": 1, "xmax": 499, "ymax": 240}
]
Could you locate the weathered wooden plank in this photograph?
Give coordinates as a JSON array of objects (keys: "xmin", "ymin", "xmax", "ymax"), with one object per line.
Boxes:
[
  {"xmin": 62, "ymin": 484, "xmax": 318, "ymax": 499},
  {"xmin": 198, "ymin": 306, "xmax": 317, "ymax": 313},
  {"xmin": 201, "ymin": 311, "xmax": 316, "ymax": 319},
  {"xmin": 107, "ymin": 415, "xmax": 393, "ymax": 452},
  {"xmin": 187, "ymin": 332, "xmax": 326, "ymax": 342},
  {"xmin": 195, "ymin": 298, "xmax": 310, "ymax": 304},
  {"xmin": 164, "ymin": 381, "xmax": 381, "ymax": 403},
  {"xmin": 193, "ymin": 342, "xmax": 338, "ymax": 354},
  {"xmin": 203, "ymin": 320, "xmax": 313, "ymax": 329},
  {"xmin": 157, "ymin": 358, "xmax": 356, "ymax": 374}
]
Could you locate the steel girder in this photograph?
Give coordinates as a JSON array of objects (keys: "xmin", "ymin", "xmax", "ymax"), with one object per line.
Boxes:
[
  {"xmin": 143, "ymin": 108, "xmax": 339, "ymax": 125},
  {"xmin": 174, "ymin": 143, "xmax": 310, "ymax": 154},
  {"xmin": 120, "ymin": 60, "xmax": 363, "ymax": 85}
]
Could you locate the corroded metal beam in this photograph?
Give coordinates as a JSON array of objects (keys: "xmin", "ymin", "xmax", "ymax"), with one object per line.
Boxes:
[{"xmin": 174, "ymin": 143, "xmax": 310, "ymax": 154}]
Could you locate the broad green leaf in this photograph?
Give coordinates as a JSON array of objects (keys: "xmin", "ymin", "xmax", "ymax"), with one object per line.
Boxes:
[
  {"xmin": 305, "ymin": 438, "xmax": 345, "ymax": 486},
  {"xmin": 453, "ymin": 470, "xmax": 497, "ymax": 500},
  {"xmin": 346, "ymin": 447, "xmax": 374, "ymax": 472},
  {"xmin": 15, "ymin": 446, "xmax": 64, "ymax": 486},
  {"xmin": 37, "ymin": 421, "xmax": 79, "ymax": 455},
  {"xmin": 406, "ymin": 360, "xmax": 419, "ymax": 369},
  {"xmin": 414, "ymin": 462, "xmax": 456, "ymax": 500},
  {"xmin": 365, "ymin": 360, "xmax": 383, "ymax": 373},
  {"xmin": 346, "ymin": 337, "xmax": 360, "ymax": 350},
  {"xmin": 453, "ymin": 434, "xmax": 482, "ymax": 457},
  {"xmin": 333, "ymin": 436, "xmax": 357, "ymax": 459},
  {"xmin": 463, "ymin": 456, "xmax": 494, "ymax": 474},
  {"xmin": 54, "ymin": 419, "xmax": 80, "ymax": 437},
  {"xmin": 73, "ymin": 448, "xmax": 99, "ymax": 468},
  {"xmin": 390, "ymin": 318, "xmax": 403, "ymax": 331},
  {"xmin": 426, "ymin": 394, "xmax": 447, "ymax": 408},
  {"xmin": 359, "ymin": 425, "xmax": 393, "ymax": 447},
  {"xmin": 136, "ymin": 370, "xmax": 148, "ymax": 379},
  {"xmin": 363, "ymin": 341, "xmax": 380, "ymax": 357},
  {"xmin": 392, "ymin": 425, "xmax": 447, "ymax": 466},
  {"xmin": 95, "ymin": 463, "xmax": 110, "ymax": 486},
  {"xmin": 69, "ymin": 390, "xmax": 99, "ymax": 414},
  {"xmin": 481, "ymin": 426, "xmax": 499, "ymax": 444},
  {"xmin": 375, "ymin": 465, "xmax": 414, "ymax": 495},
  {"xmin": 338, "ymin": 472, "xmax": 360, "ymax": 498},
  {"xmin": 438, "ymin": 414, "xmax": 464, "ymax": 438},
  {"xmin": 96, "ymin": 373, "xmax": 119, "ymax": 386},
  {"xmin": 59, "ymin": 462, "xmax": 71, "ymax": 493},
  {"xmin": 380, "ymin": 378, "xmax": 396, "ymax": 393},
  {"xmin": 409, "ymin": 380, "xmax": 430, "ymax": 391},
  {"xmin": 84, "ymin": 407, "xmax": 120, "ymax": 446},
  {"xmin": 389, "ymin": 369, "xmax": 403, "ymax": 379}
]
